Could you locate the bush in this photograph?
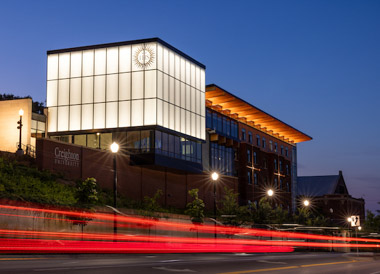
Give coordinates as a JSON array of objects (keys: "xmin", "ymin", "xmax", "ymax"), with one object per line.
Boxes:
[{"xmin": 185, "ymin": 189, "xmax": 205, "ymax": 223}]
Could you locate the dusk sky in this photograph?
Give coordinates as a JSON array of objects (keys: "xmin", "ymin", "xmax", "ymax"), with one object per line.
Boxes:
[{"xmin": 1, "ymin": 0, "xmax": 379, "ymax": 212}]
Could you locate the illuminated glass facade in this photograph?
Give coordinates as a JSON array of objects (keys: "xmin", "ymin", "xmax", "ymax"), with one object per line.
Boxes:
[{"xmin": 46, "ymin": 39, "xmax": 206, "ymax": 140}]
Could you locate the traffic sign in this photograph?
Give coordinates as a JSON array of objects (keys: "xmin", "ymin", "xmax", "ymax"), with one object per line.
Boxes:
[{"xmin": 350, "ymin": 215, "xmax": 360, "ymax": 227}]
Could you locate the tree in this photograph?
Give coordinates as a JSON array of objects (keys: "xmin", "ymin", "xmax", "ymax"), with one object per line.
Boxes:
[
  {"xmin": 76, "ymin": 178, "xmax": 98, "ymax": 206},
  {"xmin": 143, "ymin": 189, "xmax": 164, "ymax": 217},
  {"xmin": 364, "ymin": 210, "xmax": 380, "ymax": 232},
  {"xmin": 219, "ymin": 187, "xmax": 251, "ymax": 226},
  {"xmin": 185, "ymin": 189, "xmax": 205, "ymax": 223}
]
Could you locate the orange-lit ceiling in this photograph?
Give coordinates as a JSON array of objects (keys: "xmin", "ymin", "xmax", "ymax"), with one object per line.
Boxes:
[{"xmin": 206, "ymin": 84, "xmax": 312, "ymax": 144}]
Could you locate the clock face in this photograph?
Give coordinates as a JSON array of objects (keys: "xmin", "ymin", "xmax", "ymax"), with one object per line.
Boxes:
[{"xmin": 134, "ymin": 45, "xmax": 155, "ymax": 69}]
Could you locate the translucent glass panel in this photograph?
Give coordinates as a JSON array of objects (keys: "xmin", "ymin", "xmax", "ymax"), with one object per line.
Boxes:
[
  {"xmin": 48, "ymin": 107, "xmax": 57, "ymax": 132},
  {"xmin": 46, "ymin": 41, "xmax": 205, "ymax": 140}
]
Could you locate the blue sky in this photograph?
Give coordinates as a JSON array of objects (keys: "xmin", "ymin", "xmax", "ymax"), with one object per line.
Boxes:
[{"xmin": 1, "ymin": 0, "xmax": 379, "ymax": 212}]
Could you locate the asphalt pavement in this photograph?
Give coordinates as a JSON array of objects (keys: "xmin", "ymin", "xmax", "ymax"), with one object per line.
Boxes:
[{"xmin": 0, "ymin": 252, "xmax": 379, "ymax": 274}]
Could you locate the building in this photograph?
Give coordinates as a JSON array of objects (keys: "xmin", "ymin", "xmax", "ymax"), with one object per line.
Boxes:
[
  {"xmin": 297, "ymin": 171, "xmax": 365, "ymax": 226},
  {"xmin": 0, "ymin": 98, "xmax": 45, "ymax": 156},
  {"xmin": 37, "ymin": 38, "xmax": 311, "ymax": 211}
]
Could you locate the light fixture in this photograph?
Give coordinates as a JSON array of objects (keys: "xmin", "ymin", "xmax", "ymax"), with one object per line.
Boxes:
[
  {"xmin": 110, "ymin": 142, "xmax": 119, "ymax": 153},
  {"xmin": 267, "ymin": 189, "xmax": 274, "ymax": 197},
  {"xmin": 211, "ymin": 172, "xmax": 219, "ymax": 181},
  {"xmin": 19, "ymin": 109, "xmax": 24, "ymax": 116},
  {"xmin": 303, "ymin": 199, "xmax": 310, "ymax": 207}
]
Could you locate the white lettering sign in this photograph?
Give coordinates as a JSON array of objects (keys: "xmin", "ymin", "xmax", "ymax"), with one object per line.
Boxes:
[{"xmin": 54, "ymin": 147, "xmax": 80, "ymax": 167}]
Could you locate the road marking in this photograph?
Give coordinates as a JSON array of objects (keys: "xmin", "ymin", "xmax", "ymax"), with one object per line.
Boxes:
[
  {"xmin": 218, "ymin": 259, "xmax": 358, "ymax": 274},
  {"xmin": 256, "ymin": 260, "xmax": 286, "ymax": 265},
  {"xmin": 0, "ymin": 258, "xmax": 45, "ymax": 261}
]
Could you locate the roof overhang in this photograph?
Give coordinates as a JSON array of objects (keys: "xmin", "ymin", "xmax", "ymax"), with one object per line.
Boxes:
[{"xmin": 206, "ymin": 84, "xmax": 312, "ymax": 144}]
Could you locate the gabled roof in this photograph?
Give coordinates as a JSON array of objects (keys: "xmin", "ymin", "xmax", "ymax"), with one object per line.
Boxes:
[
  {"xmin": 297, "ymin": 171, "xmax": 348, "ymax": 197},
  {"xmin": 206, "ymin": 84, "xmax": 312, "ymax": 144}
]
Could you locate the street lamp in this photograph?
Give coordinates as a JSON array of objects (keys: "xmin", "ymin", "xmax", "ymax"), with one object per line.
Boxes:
[
  {"xmin": 110, "ymin": 142, "xmax": 119, "ymax": 240},
  {"xmin": 211, "ymin": 172, "xmax": 219, "ymax": 239},
  {"xmin": 267, "ymin": 189, "xmax": 274, "ymax": 197},
  {"xmin": 16, "ymin": 109, "xmax": 24, "ymax": 155},
  {"xmin": 303, "ymin": 199, "xmax": 310, "ymax": 207}
]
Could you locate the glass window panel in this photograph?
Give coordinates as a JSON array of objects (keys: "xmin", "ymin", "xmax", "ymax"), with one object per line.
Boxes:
[
  {"xmin": 100, "ymin": 133, "xmax": 112, "ymax": 150},
  {"xmin": 119, "ymin": 73, "xmax": 131, "ymax": 100},
  {"xmin": 186, "ymin": 85, "xmax": 191, "ymax": 110},
  {"xmin": 196, "ymin": 66, "xmax": 201, "ymax": 90},
  {"xmin": 118, "ymin": 100, "xmax": 130, "ymax": 127},
  {"xmin": 82, "ymin": 50, "xmax": 94, "ymax": 76},
  {"xmin": 186, "ymin": 111, "xmax": 191, "ymax": 135},
  {"xmin": 200, "ymin": 69, "xmax": 205, "ymax": 92},
  {"xmin": 195, "ymin": 90, "xmax": 200, "ymax": 115},
  {"xmin": 191, "ymin": 113, "xmax": 196, "ymax": 137},
  {"xmin": 163, "ymin": 73, "xmax": 169, "ymax": 101},
  {"xmin": 58, "ymin": 79, "xmax": 69, "ymax": 106},
  {"xmin": 74, "ymin": 135, "xmax": 86, "ymax": 146},
  {"xmin": 162, "ymin": 132, "xmax": 168, "ymax": 154},
  {"xmin": 200, "ymin": 92, "xmax": 205, "ymax": 116},
  {"xmin": 132, "ymin": 71, "xmax": 144, "ymax": 99},
  {"xmin": 185, "ymin": 61, "xmax": 190, "ymax": 84},
  {"xmin": 131, "ymin": 100, "xmax": 143, "ymax": 126},
  {"xmin": 119, "ymin": 45, "xmax": 131, "ymax": 73},
  {"xmin": 126, "ymin": 131, "xmax": 140, "ymax": 150},
  {"xmin": 106, "ymin": 74, "xmax": 118, "ymax": 102},
  {"xmin": 175, "ymin": 80, "xmax": 180, "ymax": 106},
  {"xmin": 82, "ymin": 76, "xmax": 93, "ymax": 104},
  {"xmin": 141, "ymin": 130, "xmax": 152, "ymax": 152},
  {"xmin": 106, "ymin": 47, "xmax": 118, "ymax": 74},
  {"xmin": 180, "ymin": 82, "xmax": 186, "ymax": 108},
  {"xmin": 47, "ymin": 80, "xmax": 58, "ymax": 107},
  {"xmin": 81, "ymin": 104, "xmax": 93, "ymax": 130},
  {"xmin": 175, "ymin": 54, "xmax": 180, "ymax": 79},
  {"xmin": 70, "ymin": 78, "xmax": 81, "ymax": 105},
  {"xmin": 131, "ymin": 44, "xmax": 143, "ymax": 71},
  {"xmin": 87, "ymin": 134, "xmax": 99, "ymax": 149},
  {"xmin": 145, "ymin": 70, "xmax": 156, "ymax": 98},
  {"xmin": 47, "ymin": 54, "xmax": 58, "ymax": 80},
  {"xmin": 157, "ymin": 43, "xmax": 163, "ymax": 71},
  {"xmin": 168, "ymin": 134, "xmax": 174, "ymax": 157},
  {"xmin": 106, "ymin": 102, "xmax": 118, "ymax": 128},
  {"xmin": 157, "ymin": 71, "xmax": 163, "ymax": 99},
  {"xmin": 163, "ymin": 101, "xmax": 169, "ymax": 128},
  {"xmin": 144, "ymin": 42, "xmax": 157, "ymax": 70},
  {"xmin": 144, "ymin": 99, "xmax": 156, "ymax": 125},
  {"xmin": 196, "ymin": 115, "xmax": 201, "ymax": 139},
  {"xmin": 169, "ymin": 104, "xmax": 175, "ymax": 130},
  {"xmin": 37, "ymin": 121, "xmax": 45, "ymax": 131},
  {"xmin": 180, "ymin": 57, "xmax": 186, "ymax": 82},
  {"xmin": 94, "ymin": 75, "xmax": 106, "ymax": 103},
  {"xmin": 175, "ymin": 106, "xmax": 180, "ymax": 132},
  {"xmin": 94, "ymin": 49, "xmax": 106, "ymax": 75},
  {"xmin": 69, "ymin": 105, "xmax": 81, "ymax": 131},
  {"xmin": 201, "ymin": 117, "xmax": 205, "ymax": 140},
  {"xmin": 191, "ymin": 88, "xmax": 196, "ymax": 112},
  {"xmin": 163, "ymin": 47, "xmax": 169, "ymax": 74},
  {"xmin": 48, "ymin": 107, "xmax": 57, "ymax": 132},
  {"xmin": 190, "ymin": 63, "xmax": 195, "ymax": 87},
  {"xmin": 157, "ymin": 99, "xmax": 163, "ymax": 126},
  {"xmin": 58, "ymin": 53, "xmax": 70, "ymax": 79},
  {"xmin": 70, "ymin": 51, "xmax": 82, "ymax": 78},
  {"xmin": 155, "ymin": 130, "xmax": 162, "ymax": 151},
  {"xmin": 169, "ymin": 77, "xmax": 175, "ymax": 104},
  {"xmin": 181, "ymin": 109, "xmax": 186, "ymax": 134},
  {"xmin": 57, "ymin": 106, "xmax": 69, "ymax": 131},
  {"xmin": 169, "ymin": 51, "xmax": 174, "ymax": 76},
  {"xmin": 94, "ymin": 103, "xmax": 105, "ymax": 129}
]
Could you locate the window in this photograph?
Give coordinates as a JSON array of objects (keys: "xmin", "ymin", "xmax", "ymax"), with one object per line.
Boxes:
[
  {"xmin": 254, "ymin": 173, "xmax": 258, "ymax": 185},
  {"xmin": 286, "ymin": 164, "xmax": 289, "ymax": 175},
  {"xmin": 253, "ymin": 151, "xmax": 257, "ymax": 165},
  {"xmin": 280, "ymin": 178, "xmax": 283, "ymax": 190},
  {"xmin": 286, "ymin": 182, "xmax": 290, "ymax": 192},
  {"xmin": 262, "ymin": 138, "xmax": 266, "ymax": 148},
  {"xmin": 274, "ymin": 159, "xmax": 278, "ymax": 172},
  {"xmin": 206, "ymin": 109, "xmax": 212, "ymax": 128},
  {"xmin": 247, "ymin": 171, "xmax": 252, "ymax": 185},
  {"xmin": 269, "ymin": 140, "xmax": 273, "ymax": 151},
  {"xmin": 274, "ymin": 142, "xmax": 277, "ymax": 152},
  {"xmin": 248, "ymin": 131, "xmax": 252, "ymax": 143},
  {"xmin": 256, "ymin": 135, "xmax": 260, "ymax": 146},
  {"xmin": 247, "ymin": 149, "xmax": 251, "ymax": 164},
  {"xmin": 274, "ymin": 177, "xmax": 278, "ymax": 188},
  {"xmin": 280, "ymin": 145, "xmax": 284, "ymax": 155},
  {"xmin": 279, "ymin": 160, "xmax": 283, "ymax": 173},
  {"xmin": 285, "ymin": 147, "xmax": 288, "ymax": 157},
  {"xmin": 241, "ymin": 128, "xmax": 246, "ymax": 141}
]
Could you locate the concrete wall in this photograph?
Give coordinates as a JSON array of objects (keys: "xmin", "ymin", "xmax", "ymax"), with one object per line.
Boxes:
[{"xmin": 0, "ymin": 98, "xmax": 32, "ymax": 152}]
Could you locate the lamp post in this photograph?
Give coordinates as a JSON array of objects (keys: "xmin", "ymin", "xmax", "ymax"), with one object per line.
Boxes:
[
  {"xmin": 267, "ymin": 189, "xmax": 274, "ymax": 197},
  {"xmin": 211, "ymin": 172, "xmax": 219, "ymax": 239},
  {"xmin": 16, "ymin": 109, "xmax": 24, "ymax": 155},
  {"xmin": 303, "ymin": 199, "xmax": 310, "ymax": 207},
  {"xmin": 110, "ymin": 142, "xmax": 119, "ymax": 241}
]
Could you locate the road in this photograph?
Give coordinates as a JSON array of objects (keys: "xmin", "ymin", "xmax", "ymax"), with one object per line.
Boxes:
[{"xmin": 0, "ymin": 252, "xmax": 379, "ymax": 274}]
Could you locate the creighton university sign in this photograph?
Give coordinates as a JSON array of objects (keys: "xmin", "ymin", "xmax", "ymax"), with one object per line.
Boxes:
[{"xmin": 54, "ymin": 147, "xmax": 80, "ymax": 167}]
